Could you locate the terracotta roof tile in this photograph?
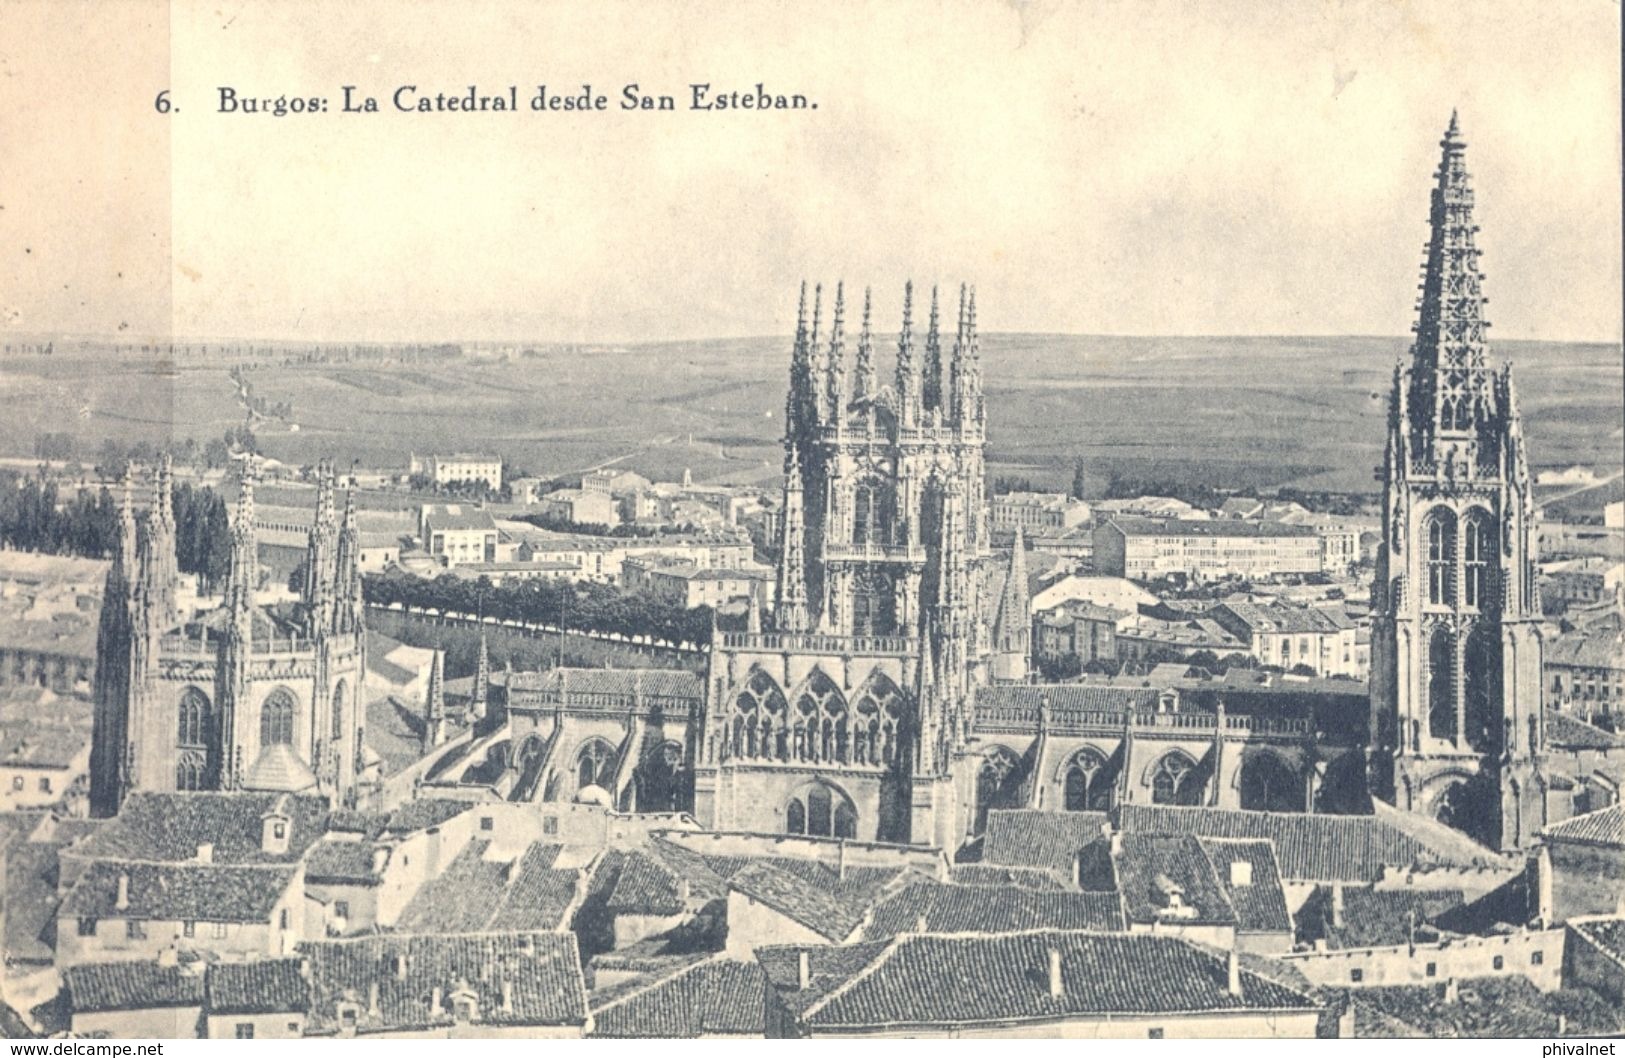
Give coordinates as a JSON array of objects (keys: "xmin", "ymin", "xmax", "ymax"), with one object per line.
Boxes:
[
  {"xmin": 68, "ymin": 792, "xmax": 328, "ymax": 865},
  {"xmin": 205, "ymin": 958, "xmax": 310, "ymax": 1015},
  {"xmin": 983, "ymin": 809, "xmax": 1110, "ymax": 878},
  {"xmin": 863, "ymin": 882, "xmax": 1125, "ymax": 940},
  {"xmin": 589, "ymin": 957, "xmax": 765, "ymax": 1038},
  {"xmin": 64, "ymin": 962, "xmax": 205, "ymax": 1014},
  {"xmin": 62, "ymin": 860, "xmax": 296, "ymax": 922},
  {"xmin": 1541, "ymin": 804, "xmax": 1624, "ymax": 848}
]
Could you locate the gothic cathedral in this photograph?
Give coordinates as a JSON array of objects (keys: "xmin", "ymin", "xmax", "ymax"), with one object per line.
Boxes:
[
  {"xmin": 90, "ymin": 458, "xmax": 368, "ymax": 816},
  {"xmin": 1369, "ymin": 114, "xmax": 1548, "ymax": 850},
  {"xmin": 693, "ymin": 283, "xmax": 1030, "ymax": 847}
]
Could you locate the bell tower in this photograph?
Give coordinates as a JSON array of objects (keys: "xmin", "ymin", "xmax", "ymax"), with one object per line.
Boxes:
[{"xmin": 1369, "ymin": 113, "xmax": 1547, "ymax": 850}]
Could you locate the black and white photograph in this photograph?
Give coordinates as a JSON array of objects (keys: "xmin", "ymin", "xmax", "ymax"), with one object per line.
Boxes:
[{"xmin": 0, "ymin": 0, "xmax": 1621, "ymax": 1042}]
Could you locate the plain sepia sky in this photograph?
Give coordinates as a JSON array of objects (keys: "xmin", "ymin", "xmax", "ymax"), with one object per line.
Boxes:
[{"xmin": 1, "ymin": 0, "xmax": 1619, "ymax": 344}]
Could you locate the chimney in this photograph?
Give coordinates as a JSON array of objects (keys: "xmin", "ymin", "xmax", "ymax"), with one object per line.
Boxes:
[
  {"xmin": 1229, "ymin": 860, "xmax": 1252, "ymax": 887},
  {"xmin": 1443, "ymin": 978, "xmax": 1458, "ymax": 1004},
  {"xmin": 1047, "ymin": 947, "xmax": 1063, "ymax": 999},
  {"xmin": 372, "ymin": 847, "xmax": 389, "ymax": 876},
  {"xmin": 157, "ymin": 947, "xmax": 179, "ymax": 968},
  {"xmin": 430, "ymin": 986, "xmax": 442, "ymax": 1016},
  {"xmin": 836, "ymin": 839, "xmax": 847, "ymax": 881},
  {"xmin": 1331, "ymin": 883, "xmax": 1345, "ymax": 930},
  {"xmin": 115, "ymin": 870, "xmax": 130, "ymax": 911},
  {"xmin": 1558, "ymin": 1013, "xmax": 1568, "ymax": 1036},
  {"xmin": 395, "ymin": 953, "xmax": 409, "ymax": 980},
  {"xmin": 299, "ymin": 957, "xmax": 312, "ymax": 982},
  {"xmin": 1226, "ymin": 944, "xmax": 1242, "ymax": 998},
  {"xmin": 501, "ymin": 979, "xmax": 513, "ymax": 1014},
  {"xmin": 196, "ymin": 842, "xmax": 214, "ymax": 865},
  {"xmin": 797, "ymin": 950, "xmax": 811, "ymax": 990},
  {"xmin": 367, "ymin": 980, "xmax": 380, "ymax": 1017}
]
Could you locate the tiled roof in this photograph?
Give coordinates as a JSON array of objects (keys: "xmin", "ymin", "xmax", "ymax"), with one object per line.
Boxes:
[
  {"xmin": 606, "ymin": 851, "xmax": 690, "ymax": 917},
  {"xmin": 0, "ymin": 811, "xmax": 45, "ymax": 851},
  {"xmin": 64, "ymin": 962, "xmax": 205, "ymax": 1014},
  {"xmin": 507, "ymin": 667, "xmax": 704, "ymax": 708},
  {"xmin": 946, "ymin": 864, "xmax": 1067, "ymax": 890},
  {"xmin": 422, "ymin": 506, "xmax": 498, "ymax": 532},
  {"xmin": 756, "ymin": 940, "xmax": 893, "ymax": 1018},
  {"xmin": 363, "ymin": 696, "xmax": 435, "ymax": 778},
  {"xmin": 304, "ymin": 839, "xmax": 385, "ymax": 886},
  {"xmin": 1543, "ymin": 710, "xmax": 1625, "ymax": 750},
  {"xmin": 1116, "ymin": 805, "xmax": 1441, "ymax": 883},
  {"xmin": 983, "ymin": 809, "xmax": 1110, "ymax": 877},
  {"xmin": 488, "ymin": 844, "xmax": 580, "ymax": 932},
  {"xmin": 300, "ymin": 932, "xmax": 587, "ymax": 1034},
  {"xmin": 61, "ymin": 861, "xmax": 296, "ymax": 922},
  {"xmin": 589, "ymin": 957, "xmax": 766, "ymax": 1038},
  {"xmin": 726, "ymin": 860, "xmax": 889, "ymax": 942},
  {"xmin": 381, "ymin": 797, "xmax": 475, "ymax": 836},
  {"xmin": 1215, "ymin": 600, "xmax": 1354, "ymax": 634},
  {"xmin": 242, "ymin": 743, "xmax": 320, "ymax": 793},
  {"xmin": 974, "ymin": 685, "xmax": 1162, "ymax": 716},
  {"xmin": 68, "ymin": 791, "xmax": 329, "ymax": 865},
  {"xmin": 1195, "ymin": 838, "xmax": 1292, "ymax": 934},
  {"xmin": 205, "ymin": 959, "xmax": 311, "ymax": 1015},
  {"xmin": 760, "ymin": 931, "xmax": 1319, "ymax": 1031},
  {"xmin": 1337, "ymin": 976, "xmax": 1625, "ymax": 1038},
  {"xmin": 4, "ymin": 841, "xmax": 62, "ymax": 963},
  {"xmin": 1109, "ymin": 516, "xmax": 1316, "ymax": 539},
  {"xmin": 1541, "ymin": 804, "xmax": 1624, "ymax": 848},
  {"xmin": 1296, "ymin": 886, "xmax": 1465, "ymax": 949},
  {"xmin": 1569, "ymin": 917, "xmax": 1625, "ymax": 966},
  {"xmin": 862, "ymin": 882, "xmax": 1125, "ymax": 940},
  {"xmin": 1114, "ymin": 834, "xmax": 1237, "ymax": 927},
  {"xmin": 396, "ymin": 840, "xmax": 511, "ymax": 933},
  {"xmin": 0, "ymin": 716, "xmax": 91, "ymax": 770}
]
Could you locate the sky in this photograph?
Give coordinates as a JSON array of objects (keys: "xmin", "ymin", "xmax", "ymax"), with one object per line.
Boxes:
[{"xmin": 1, "ymin": 0, "xmax": 1620, "ymax": 344}]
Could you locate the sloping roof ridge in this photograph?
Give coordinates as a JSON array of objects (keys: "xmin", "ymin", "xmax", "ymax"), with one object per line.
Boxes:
[
  {"xmin": 588, "ymin": 952, "xmax": 729, "ymax": 1017},
  {"xmin": 798, "ymin": 935, "xmax": 905, "ymax": 1022},
  {"xmin": 1188, "ymin": 834, "xmax": 1239, "ymax": 921}
]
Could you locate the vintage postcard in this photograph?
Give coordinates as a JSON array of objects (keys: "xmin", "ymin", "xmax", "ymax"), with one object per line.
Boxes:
[{"xmin": 1, "ymin": 0, "xmax": 1621, "ymax": 1043}]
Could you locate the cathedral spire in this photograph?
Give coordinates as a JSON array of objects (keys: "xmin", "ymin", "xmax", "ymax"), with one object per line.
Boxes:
[
  {"xmin": 854, "ymin": 286, "xmax": 876, "ymax": 400},
  {"xmin": 423, "ymin": 649, "xmax": 446, "ymax": 750},
  {"xmin": 225, "ymin": 457, "xmax": 259, "ymax": 626},
  {"xmin": 955, "ymin": 286, "xmax": 984, "ymax": 428},
  {"xmin": 786, "ymin": 281, "xmax": 817, "ymax": 456},
  {"xmin": 826, "ymin": 281, "xmax": 847, "ymax": 423},
  {"xmin": 332, "ymin": 485, "xmax": 363, "ymax": 636},
  {"xmin": 923, "ymin": 285, "xmax": 943, "ymax": 414},
  {"xmin": 471, "ymin": 621, "xmax": 490, "ymax": 722},
  {"xmin": 1407, "ymin": 111, "xmax": 1493, "ymax": 456},
  {"xmin": 775, "ymin": 444, "xmax": 810, "ymax": 633},
  {"xmin": 993, "ymin": 525, "xmax": 1032, "ymax": 681},
  {"xmin": 896, "ymin": 281, "xmax": 919, "ymax": 427},
  {"xmin": 807, "ymin": 283, "xmax": 825, "ymax": 427}
]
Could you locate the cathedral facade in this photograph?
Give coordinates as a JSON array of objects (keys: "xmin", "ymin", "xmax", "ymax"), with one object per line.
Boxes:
[
  {"xmin": 691, "ymin": 282, "xmax": 1029, "ymax": 847},
  {"xmin": 1368, "ymin": 114, "xmax": 1549, "ymax": 851},
  {"xmin": 89, "ymin": 459, "xmax": 368, "ymax": 817}
]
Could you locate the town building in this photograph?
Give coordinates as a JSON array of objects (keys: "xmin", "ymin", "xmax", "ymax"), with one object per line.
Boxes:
[
  {"xmin": 539, "ymin": 488, "xmax": 620, "ymax": 528},
  {"xmin": 419, "ymin": 504, "xmax": 499, "ymax": 568},
  {"xmin": 580, "ymin": 468, "xmax": 652, "ymax": 496},
  {"xmin": 1368, "ymin": 116, "xmax": 1552, "ymax": 852},
  {"xmin": 0, "ymin": 686, "xmax": 92, "ymax": 812},
  {"xmin": 1032, "ymin": 600, "xmax": 1130, "ymax": 667},
  {"xmin": 89, "ymin": 459, "xmax": 368, "ymax": 814},
  {"xmin": 1545, "ymin": 623, "xmax": 1625, "ymax": 724},
  {"xmin": 1209, "ymin": 600, "xmax": 1362, "ymax": 678},
  {"xmin": 621, "ymin": 558, "xmax": 775, "ymax": 610},
  {"xmin": 1537, "ymin": 804, "xmax": 1624, "ymax": 921},
  {"xmin": 991, "ymin": 491, "xmax": 1090, "ymax": 531},
  {"xmin": 1093, "ymin": 517, "xmax": 1322, "ymax": 581},
  {"xmin": 412, "ymin": 453, "xmax": 503, "ymax": 492}
]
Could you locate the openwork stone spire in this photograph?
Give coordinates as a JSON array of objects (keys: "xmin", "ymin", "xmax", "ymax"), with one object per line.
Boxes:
[
  {"xmin": 895, "ymin": 281, "xmax": 918, "ymax": 427},
  {"xmin": 775, "ymin": 443, "xmax": 810, "ymax": 633},
  {"xmin": 826, "ymin": 281, "xmax": 846, "ymax": 423},
  {"xmin": 854, "ymin": 286, "xmax": 876, "ymax": 399},
  {"xmin": 1408, "ymin": 110, "xmax": 1493, "ymax": 456},
  {"xmin": 923, "ymin": 284, "xmax": 943, "ymax": 413}
]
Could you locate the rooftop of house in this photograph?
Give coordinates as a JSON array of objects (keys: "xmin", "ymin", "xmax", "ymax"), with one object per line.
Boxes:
[
  {"xmin": 1333, "ymin": 976, "xmax": 1625, "ymax": 1038},
  {"xmin": 945, "ymin": 863, "xmax": 1068, "ymax": 890},
  {"xmin": 298, "ymin": 932, "xmax": 587, "ymax": 1035},
  {"xmin": 303, "ymin": 838, "xmax": 388, "ymax": 887},
  {"xmin": 1295, "ymin": 885, "xmax": 1466, "ymax": 950},
  {"xmin": 64, "ymin": 961, "xmax": 206, "ymax": 1015},
  {"xmin": 1545, "ymin": 631, "xmax": 1625, "ymax": 671},
  {"xmin": 396, "ymin": 839, "xmax": 579, "ymax": 934},
  {"xmin": 862, "ymin": 880, "xmax": 1125, "ymax": 941},
  {"xmin": 758, "ymin": 930, "xmax": 1320, "ymax": 1031},
  {"xmin": 1569, "ymin": 917, "xmax": 1625, "ymax": 966},
  {"xmin": 205, "ymin": 958, "xmax": 311, "ymax": 1016},
  {"xmin": 982, "ymin": 809, "xmax": 1110, "ymax": 878},
  {"xmin": 61, "ymin": 860, "xmax": 298, "ymax": 922},
  {"xmin": 1544, "ymin": 710, "xmax": 1625, "ymax": 751},
  {"xmin": 5, "ymin": 840, "xmax": 63, "ymax": 964},
  {"xmin": 0, "ymin": 709, "xmax": 92, "ymax": 770},
  {"xmin": 1194, "ymin": 838, "xmax": 1293, "ymax": 934},
  {"xmin": 505, "ymin": 667, "xmax": 704, "ymax": 707},
  {"xmin": 1215, "ymin": 600, "xmax": 1355, "ymax": 634},
  {"xmin": 68, "ymin": 791, "xmax": 329, "ymax": 865},
  {"xmin": 1112, "ymin": 833, "xmax": 1239, "ymax": 928},
  {"xmin": 1541, "ymin": 803, "xmax": 1624, "ymax": 848},
  {"xmin": 420, "ymin": 505, "xmax": 498, "ymax": 532},
  {"xmin": 588, "ymin": 956, "xmax": 765, "ymax": 1038}
]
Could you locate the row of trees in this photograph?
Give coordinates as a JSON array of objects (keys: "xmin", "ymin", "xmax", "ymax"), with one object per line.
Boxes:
[
  {"xmin": 0, "ymin": 472, "xmax": 231, "ymax": 588},
  {"xmin": 1035, "ymin": 647, "xmax": 1323, "ymax": 682},
  {"xmin": 362, "ymin": 571, "xmax": 715, "ymax": 649}
]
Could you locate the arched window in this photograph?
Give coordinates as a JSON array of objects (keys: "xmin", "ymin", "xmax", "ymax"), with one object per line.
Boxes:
[
  {"xmin": 852, "ymin": 673, "xmax": 904, "ymax": 767},
  {"xmin": 175, "ymin": 753, "xmax": 206, "ymax": 792},
  {"xmin": 260, "ymin": 689, "xmax": 296, "ymax": 746},
  {"xmin": 1426, "ymin": 510, "xmax": 1457, "ymax": 607},
  {"xmin": 1151, "ymin": 752, "xmax": 1201, "ymax": 806},
  {"xmin": 1427, "ymin": 626, "xmax": 1455, "ymax": 742},
  {"xmin": 785, "ymin": 782, "xmax": 858, "ymax": 839},
  {"xmin": 975, "ymin": 746, "xmax": 1024, "ymax": 833},
  {"xmin": 1064, "ymin": 748, "xmax": 1112, "ymax": 812},
  {"xmin": 1463, "ymin": 514, "xmax": 1496, "ymax": 611},
  {"xmin": 636, "ymin": 741, "xmax": 687, "ymax": 813},
  {"xmin": 1463, "ymin": 627, "xmax": 1499, "ymax": 752},
  {"xmin": 177, "ymin": 688, "xmax": 210, "ymax": 748},
  {"xmin": 330, "ymin": 681, "xmax": 346, "ymax": 741},
  {"xmin": 792, "ymin": 670, "xmax": 847, "ymax": 765},
  {"xmin": 852, "ymin": 480, "xmax": 893, "ymax": 546},
  {"xmin": 853, "ymin": 569, "xmax": 896, "ymax": 636},
  {"xmin": 1239, "ymin": 753, "xmax": 1303, "ymax": 812},
  {"xmin": 575, "ymin": 740, "xmax": 617, "ymax": 791},
  {"xmin": 733, "ymin": 669, "xmax": 787, "ymax": 760}
]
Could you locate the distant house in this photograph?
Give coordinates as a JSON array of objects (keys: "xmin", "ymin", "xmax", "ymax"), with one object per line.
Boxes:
[
  {"xmin": 589, "ymin": 956, "xmax": 765, "ymax": 1039},
  {"xmin": 540, "ymin": 488, "xmax": 620, "ymax": 528},
  {"xmin": 992, "ymin": 491, "xmax": 1090, "ymax": 531},
  {"xmin": 63, "ymin": 960, "xmax": 206, "ymax": 1038},
  {"xmin": 418, "ymin": 504, "xmax": 498, "ymax": 567},
  {"xmin": 1538, "ymin": 804, "xmax": 1625, "ymax": 921},
  {"xmin": 1094, "ymin": 517, "xmax": 1321, "ymax": 581},
  {"xmin": 413, "ymin": 453, "xmax": 503, "ymax": 492}
]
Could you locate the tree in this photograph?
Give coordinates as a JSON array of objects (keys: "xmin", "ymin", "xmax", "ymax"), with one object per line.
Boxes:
[
  {"xmin": 1289, "ymin": 663, "xmax": 1319, "ymax": 678},
  {"xmin": 1070, "ymin": 459, "xmax": 1087, "ymax": 501}
]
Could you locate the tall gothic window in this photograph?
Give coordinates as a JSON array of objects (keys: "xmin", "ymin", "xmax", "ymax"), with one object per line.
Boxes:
[
  {"xmin": 1426, "ymin": 509, "xmax": 1457, "ymax": 607},
  {"xmin": 1427, "ymin": 626, "xmax": 1456, "ymax": 742},
  {"xmin": 175, "ymin": 753, "xmax": 206, "ymax": 791},
  {"xmin": 576, "ymin": 739, "xmax": 617, "ymax": 791},
  {"xmin": 731, "ymin": 669, "xmax": 787, "ymax": 760},
  {"xmin": 975, "ymin": 746, "xmax": 1024, "ymax": 833},
  {"xmin": 791, "ymin": 670, "xmax": 847, "ymax": 764},
  {"xmin": 260, "ymin": 689, "xmax": 296, "ymax": 746},
  {"xmin": 851, "ymin": 673, "xmax": 903, "ymax": 767},
  {"xmin": 1463, "ymin": 627, "xmax": 1499, "ymax": 752},
  {"xmin": 177, "ymin": 688, "xmax": 210, "ymax": 748},
  {"xmin": 330, "ymin": 682, "xmax": 346, "ymax": 740},
  {"xmin": 1063, "ymin": 748, "xmax": 1113, "ymax": 812},
  {"xmin": 1151, "ymin": 752, "xmax": 1201, "ymax": 806},
  {"xmin": 1239, "ymin": 752, "xmax": 1303, "ymax": 812},
  {"xmin": 1463, "ymin": 513, "xmax": 1495, "ymax": 611},
  {"xmin": 852, "ymin": 480, "xmax": 892, "ymax": 546},
  {"xmin": 852, "ymin": 570, "xmax": 896, "ymax": 636}
]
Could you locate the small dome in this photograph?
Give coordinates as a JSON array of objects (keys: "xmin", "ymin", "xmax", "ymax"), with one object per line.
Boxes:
[{"xmin": 574, "ymin": 783, "xmax": 613, "ymax": 807}]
